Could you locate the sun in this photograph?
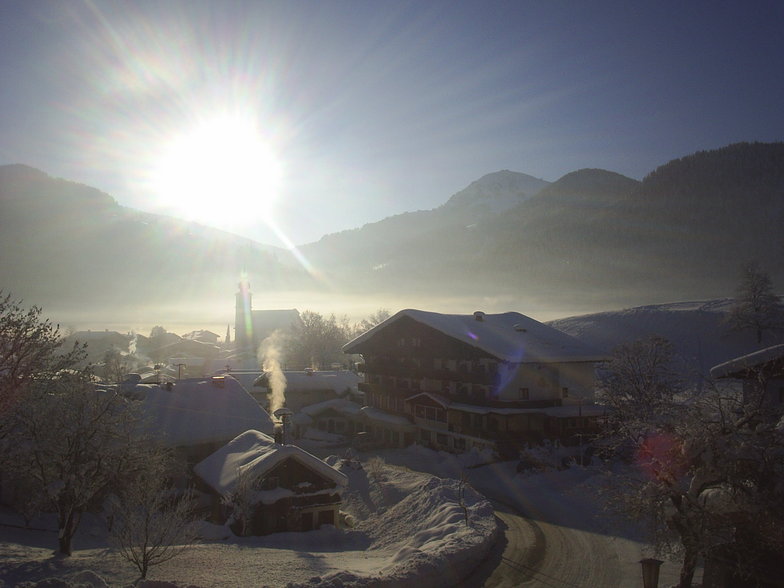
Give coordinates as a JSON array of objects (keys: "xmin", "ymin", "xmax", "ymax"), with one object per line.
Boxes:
[{"xmin": 152, "ymin": 115, "xmax": 282, "ymax": 227}]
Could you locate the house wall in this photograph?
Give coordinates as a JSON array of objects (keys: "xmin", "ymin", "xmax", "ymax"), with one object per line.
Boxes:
[
  {"xmin": 495, "ymin": 363, "xmax": 560, "ymax": 402},
  {"xmin": 248, "ymin": 493, "xmax": 341, "ymax": 535},
  {"xmin": 554, "ymin": 362, "xmax": 598, "ymax": 401}
]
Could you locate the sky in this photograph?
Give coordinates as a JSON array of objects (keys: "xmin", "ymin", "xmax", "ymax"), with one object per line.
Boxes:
[{"xmin": 1, "ymin": 0, "xmax": 783, "ymax": 248}]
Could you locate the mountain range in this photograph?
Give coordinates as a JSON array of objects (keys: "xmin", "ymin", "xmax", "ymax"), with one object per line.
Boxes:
[{"xmin": 1, "ymin": 141, "xmax": 783, "ymax": 327}]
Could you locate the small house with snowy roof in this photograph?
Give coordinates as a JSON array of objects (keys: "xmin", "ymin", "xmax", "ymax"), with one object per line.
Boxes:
[
  {"xmin": 292, "ymin": 397, "xmax": 364, "ymax": 439},
  {"xmin": 343, "ymin": 309, "xmax": 607, "ymax": 457},
  {"xmin": 194, "ymin": 430, "xmax": 347, "ymax": 535},
  {"xmin": 710, "ymin": 344, "xmax": 784, "ymax": 410}
]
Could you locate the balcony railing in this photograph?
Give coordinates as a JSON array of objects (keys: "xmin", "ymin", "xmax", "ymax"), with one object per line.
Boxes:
[
  {"xmin": 363, "ymin": 361, "xmax": 498, "ymax": 385},
  {"xmin": 360, "ymin": 382, "xmax": 564, "ymax": 410}
]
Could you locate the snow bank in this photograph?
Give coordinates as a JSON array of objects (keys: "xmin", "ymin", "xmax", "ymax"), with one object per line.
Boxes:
[{"xmin": 287, "ymin": 460, "xmax": 497, "ymax": 588}]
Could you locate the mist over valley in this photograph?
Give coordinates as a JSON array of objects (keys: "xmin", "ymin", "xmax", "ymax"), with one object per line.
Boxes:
[{"xmin": 2, "ymin": 142, "xmax": 783, "ymax": 335}]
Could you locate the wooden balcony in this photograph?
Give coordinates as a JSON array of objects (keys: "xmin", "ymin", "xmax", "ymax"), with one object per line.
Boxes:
[{"xmin": 362, "ymin": 361, "xmax": 498, "ymax": 385}]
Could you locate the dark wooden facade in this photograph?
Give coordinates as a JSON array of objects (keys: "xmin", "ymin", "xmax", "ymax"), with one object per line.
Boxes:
[{"xmin": 352, "ymin": 315, "xmax": 600, "ymax": 455}]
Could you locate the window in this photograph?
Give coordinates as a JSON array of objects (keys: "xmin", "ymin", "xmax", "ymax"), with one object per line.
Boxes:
[
  {"xmin": 436, "ymin": 433, "xmax": 448, "ymax": 446},
  {"xmin": 562, "ymin": 387, "xmax": 569, "ymax": 398},
  {"xmin": 519, "ymin": 387, "xmax": 529, "ymax": 400}
]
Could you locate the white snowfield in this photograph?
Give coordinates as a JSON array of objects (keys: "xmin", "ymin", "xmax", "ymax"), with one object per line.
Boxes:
[{"xmin": 0, "ymin": 457, "xmax": 497, "ymax": 588}]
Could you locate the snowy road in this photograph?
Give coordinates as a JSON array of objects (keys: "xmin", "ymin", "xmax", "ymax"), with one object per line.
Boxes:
[
  {"xmin": 460, "ymin": 465, "xmax": 687, "ymax": 588},
  {"xmin": 463, "ymin": 498, "xmax": 653, "ymax": 588}
]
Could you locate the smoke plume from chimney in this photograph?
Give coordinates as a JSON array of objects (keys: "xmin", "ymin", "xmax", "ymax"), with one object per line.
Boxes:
[{"xmin": 258, "ymin": 330, "xmax": 287, "ymax": 414}]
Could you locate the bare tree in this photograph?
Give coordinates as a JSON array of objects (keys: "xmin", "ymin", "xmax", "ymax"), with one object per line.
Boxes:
[
  {"xmin": 0, "ymin": 292, "xmax": 85, "ymax": 422},
  {"xmin": 597, "ymin": 336, "xmax": 685, "ymax": 444},
  {"xmin": 101, "ymin": 346, "xmax": 133, "ymax": 384},
  {"xmin": 357, "ymin": 308, "xmax": 391, "ymax": 333},
  {"xmin": 222, "ymin": 466, "xmax": 261, "ymax": 536},
  {"xmin": 6, "ymin": 372, "xmax": 148, "ymax": 555},
  {"xmin": 598, "ymin": 341, "xmax": 784, "ymax": 587},
  {"xmin": 286, "ymin": 310, "xmax": 348, "ymax": 369},
  {"xmin": 108, "ymin": 451, "xmax": 198, "ymax": 579},
  {"xmin": 726, "ymin": 260, "xmax": 783, "ymax": 344}
]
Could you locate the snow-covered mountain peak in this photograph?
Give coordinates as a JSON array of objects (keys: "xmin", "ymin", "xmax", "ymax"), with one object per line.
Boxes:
[{"xmin": 442, "ymin": 170, "xmax": 550, "ymax": 215}]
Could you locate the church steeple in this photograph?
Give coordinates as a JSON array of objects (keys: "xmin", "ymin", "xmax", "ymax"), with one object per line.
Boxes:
[{"xmin": 235, "ymin": 276, "xmax": 253, "ymax": 354}]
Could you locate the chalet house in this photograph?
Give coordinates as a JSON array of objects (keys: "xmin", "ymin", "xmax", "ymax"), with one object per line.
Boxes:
[
  {"xmin": 710, "ymin": 343, "xmax": 784, "ymax": 410},
  {"xmin": 343, "ymin": 309, "xmax": 607, "ymax": 457},
  {"xmin": 194, "ymin": 430, "xmax": 347, "ymax": 535}
]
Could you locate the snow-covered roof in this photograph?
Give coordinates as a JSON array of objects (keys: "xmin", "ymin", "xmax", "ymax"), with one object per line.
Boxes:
[
  {"xmin": 193, "ymin": 429, "xmax": 347, "ymax": 496},
  {"xmin": 402, "ymin": 391, "xmax": 605, "ymax": 418},
  {"xmin": 300, "ymin": 398, "xmax": 363, "ymax": 417},
  {"xmin": 710, "ymin": 344, "xmax": 784, "ymax": 379},
  {"xmin": 360, "ymin": 406, "xmax": 417, "ymax": 428},
  {"xmin": 256, "ymin": 370, "xmax": 361, "ymax": 392},
  {"xmin": 249, "ymin": 309, "xmax": 302, "ymax": 336},
  {"xmin": 116, "ymin": 376, "xmax": 274, "ymax": 447},
  {"xmin": 448, "ymin": 401, "xmax": 607, "ymax": 418},
  {"xmin": 405, "ymin": 392, "xmax": 450, "ymax": 408},
  {"xmin": 344, "ymin": 309, "xmax": 606, "ymax": 363}
]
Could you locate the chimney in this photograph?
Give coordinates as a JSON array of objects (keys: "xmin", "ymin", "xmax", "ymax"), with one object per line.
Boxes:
[{"xmin": 473, "ymin": 311, "xmax": 485, "ymax": 321}]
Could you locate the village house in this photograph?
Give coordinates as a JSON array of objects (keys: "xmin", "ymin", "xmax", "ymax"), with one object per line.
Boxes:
[
  {"xmin": 291, "ymin": 397, "xmax": 364, "ymax": 440},
  {"xmin": 194, "ymin": 429, "xmax": 347, "ymax": 535},
  {"xmin": 709, "ymin": 343, "xmax": 784, "ymax": 410},
  {"xmin": 702, "ymin": 346, "xmax": 784, "ymax": 587},
  {"xmin": 113, "ymin": 374, "xmax": 275, "ymax": 469},
  {"xmin": 343, "ymin": 309, "xmax": 607, "ymax": 457}
]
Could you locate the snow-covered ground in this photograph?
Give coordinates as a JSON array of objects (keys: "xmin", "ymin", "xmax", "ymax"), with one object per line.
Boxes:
[
  {"xmin": 6, "ymin": 299, "xmax": 749, "ymax": 587},
  {"xmin": 370, "ymin": 444, "xmax": 702, "ymax": 588},
  {"xmin": 0, "ymin": 454, "xmax": 496, "ymax": 588}
]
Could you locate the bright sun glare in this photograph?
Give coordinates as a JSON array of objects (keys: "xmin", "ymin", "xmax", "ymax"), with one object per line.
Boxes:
[{"xmin": 152, "ymin": 115, "xmax": 282, "ymax": 227}]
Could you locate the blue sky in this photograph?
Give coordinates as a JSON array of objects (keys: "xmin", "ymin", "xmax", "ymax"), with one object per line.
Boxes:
[{"xmin": 1, "ymin": 0, "xmax": 783, "ymax": 247}]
